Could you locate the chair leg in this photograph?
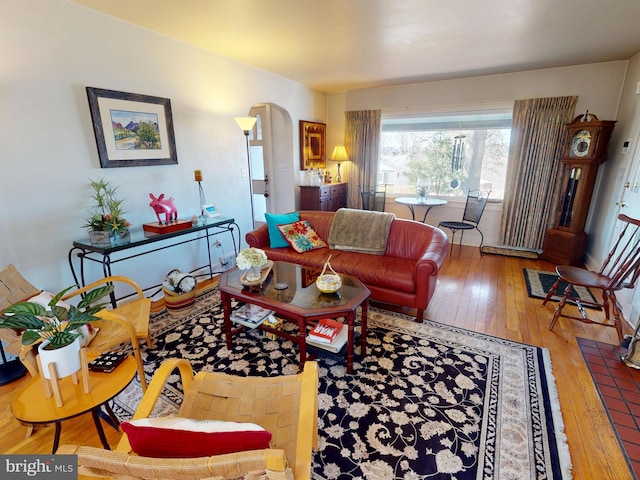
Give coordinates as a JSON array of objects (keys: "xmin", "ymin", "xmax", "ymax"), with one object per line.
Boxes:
[
  {"xmin": 548, "ymin": 283, "xmax": 572, "ymax": 332},
  {"xmin": 477, "ymin": 227, "xmax": 484, "ymax": 256},
  {"xmin": 610, "ymin": 293, "xmax": 624, "ymax": 343},
  {"xmin": 542, "ymin": 278, "xmax": 562, "ymax": 305},
  {"xmin": 448, "ymin": 230, "xmax": 457, "ymax": 257}
]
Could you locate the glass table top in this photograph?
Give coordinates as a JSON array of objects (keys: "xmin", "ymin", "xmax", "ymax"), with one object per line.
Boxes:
[{"xmin": 220, "ymin": 261, "xmax": 369, "ymax": 313}]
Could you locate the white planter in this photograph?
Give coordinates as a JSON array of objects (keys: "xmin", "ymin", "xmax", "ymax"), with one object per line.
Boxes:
[{"xmin": 38, "ymin": 337, "xmax": 82, "ymax": 380}]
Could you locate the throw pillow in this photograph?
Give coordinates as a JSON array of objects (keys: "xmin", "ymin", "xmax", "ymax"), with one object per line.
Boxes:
[
  {"xmin": 277, "ymin": 220, "xmax": 327, "ymax": 253},
  {"xmin": 121, "ymin": 417, "xmax": 272, "ymax": 458},
  {"xmin": 265, "ymin": 212, "xmax": 300, "ymax": 248}
]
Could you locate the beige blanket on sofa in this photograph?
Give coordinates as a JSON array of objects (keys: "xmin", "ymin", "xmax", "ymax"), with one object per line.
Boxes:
[{"xmin": 328, "ymin": 208, "xmax": 395, "ymax": 255}]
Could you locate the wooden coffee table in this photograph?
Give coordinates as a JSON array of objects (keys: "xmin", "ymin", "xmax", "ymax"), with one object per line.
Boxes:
[{"xmin": 219, "ymin": 261, "xmax": 370, "ymax": 373}]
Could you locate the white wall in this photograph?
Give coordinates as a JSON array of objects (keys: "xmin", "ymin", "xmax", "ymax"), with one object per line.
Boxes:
[
  {"xmin": 0, "ymin": 0, "xmax": 325, "ymax": 292},
  {"xmin": 327, "ymin": 62, "xmax": 630, "ymax": 250}
]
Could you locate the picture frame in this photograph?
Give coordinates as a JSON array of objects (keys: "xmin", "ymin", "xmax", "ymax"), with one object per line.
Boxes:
[
  {"xmin": 299, "ymin": 120, "xmax": 326, "ymax": 170},
  {"xmin": 86, "ymin": 87, "xmax": 178, "ymax": 168},
  {"xmin": 201, "ymin": 204, "xmax": 221, "ymax": 218}
]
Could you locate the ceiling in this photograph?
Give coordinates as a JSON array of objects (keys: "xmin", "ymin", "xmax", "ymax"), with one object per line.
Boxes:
[{"xmin": 73, "ymin": 0, "xmax": 640, "ymax": 93}]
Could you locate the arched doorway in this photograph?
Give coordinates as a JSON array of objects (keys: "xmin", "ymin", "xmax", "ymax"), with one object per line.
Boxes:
[{"xmin": 246, "ymin": 104, "xmax": 295, "ymax": 225}]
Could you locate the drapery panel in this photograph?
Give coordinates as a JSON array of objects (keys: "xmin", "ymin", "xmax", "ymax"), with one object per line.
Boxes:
[
  {"xmin": 500, "ymin": 96, "xmax": 578, "ymax": 250},
  {"xmin": 344, "ymin": 110, "xmax": 381, "ymax": 208}
]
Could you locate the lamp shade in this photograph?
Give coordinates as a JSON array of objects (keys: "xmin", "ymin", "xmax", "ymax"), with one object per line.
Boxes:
[
  {"xmin": 234, "ymin": 116, "xmax": 257, "ymax": 133},
  {"xmin": 329, "ymin": 145, "xmax": 349, "ymax": 162}
]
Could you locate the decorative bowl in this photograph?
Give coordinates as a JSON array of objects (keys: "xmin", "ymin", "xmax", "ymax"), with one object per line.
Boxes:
[{"xmin": 316, "ymin": 274, "xmax": 342, "ymax": 293}]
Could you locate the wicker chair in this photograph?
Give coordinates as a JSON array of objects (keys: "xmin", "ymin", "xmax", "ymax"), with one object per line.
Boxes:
[
  {"xmin": 0, "ymin": 265, "xmax": 150, "ymax": 391},
  {"xmin": 59, "ymin": 358, "xmax": 319, "ymax": 480}
]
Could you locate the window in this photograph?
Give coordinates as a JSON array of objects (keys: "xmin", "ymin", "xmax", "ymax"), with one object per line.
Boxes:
[{"xmin": 379, "ymin": 110, "xmax": 512, "ymax": 200}]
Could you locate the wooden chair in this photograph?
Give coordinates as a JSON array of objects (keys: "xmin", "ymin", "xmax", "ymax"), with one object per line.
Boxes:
[
  {"xmin": 0, "ymin": 266, "xmax": 150, "ymax": 391},
  {"xmin": 543, "ymin": 213, "xmax": 640, "ymax": 342},
  {"xmin": 438, "ymin": 189, "xmax": 490, "ymax": 256},
  {"xmin": 59, "ymin": 358, "xmax": 319, "ymax": 480}
]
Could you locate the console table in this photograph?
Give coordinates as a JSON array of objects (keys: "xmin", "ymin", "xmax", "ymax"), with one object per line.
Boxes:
[{"xmin": 69, "ymin": 217, "xmax": 240, "ymax": 305}]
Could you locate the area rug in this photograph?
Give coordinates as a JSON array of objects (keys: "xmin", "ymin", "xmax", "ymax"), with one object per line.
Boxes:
[
  {"xmin": 113, "ymin": 289, "xmax": 573, "ymax": 480},
  {"xmin": 523, "ymin": 268, "xmax": 600, "ymax": 309}
]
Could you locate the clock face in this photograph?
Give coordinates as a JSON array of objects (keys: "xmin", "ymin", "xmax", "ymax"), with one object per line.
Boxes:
[{"xmin": 571, "ymin": 129, "xmax": 591, "ymax": 157}]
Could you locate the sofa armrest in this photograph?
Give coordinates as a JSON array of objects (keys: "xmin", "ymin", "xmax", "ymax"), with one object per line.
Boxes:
[
  {"xmin": 246, "ymin": 224, "xmax": 271, "ymax": 248},
  {"xmin": 413, "ymin": 227, "xmax": 449, "ymax": 303},
  {"xmin": 416, "ymin": 226, "xmax": 449, "ymax": 274}
]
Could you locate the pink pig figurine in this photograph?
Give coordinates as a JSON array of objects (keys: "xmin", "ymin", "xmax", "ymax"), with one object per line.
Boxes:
[{"xmin": 149, "ymin": 193, "xmax": 178, "ymax": 225}]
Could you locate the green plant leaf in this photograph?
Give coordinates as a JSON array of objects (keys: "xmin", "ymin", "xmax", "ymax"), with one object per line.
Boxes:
[
  {"xmin": 50, "ymin": 304, "xmax": 69, "ymax": 322},
  {"xmin": 2, "ymin": 302, "xmax": 46, "ymax": 315},
  {"xmin": 47, "ymin": 331, "xmax": 79, "ymax": 349},
  {"xmin": 77, "ymin": 284, "xmax": 114, "ymax": 309},
  {"xmin": 49, "ymin": 285, "xmax": 76, "ymax": 307},
  {"xmin": 0, "ymin": 313, "xmax": 45, "ymax": 330},
  {"xmin": 21, "ymin": 329, "xmax": 43, "ymax": 345}
]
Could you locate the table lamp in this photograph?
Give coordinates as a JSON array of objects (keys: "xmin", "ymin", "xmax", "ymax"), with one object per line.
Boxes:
[{"xmin": 329, "ymin": 145, "xmax": 349, "ymax": 183}]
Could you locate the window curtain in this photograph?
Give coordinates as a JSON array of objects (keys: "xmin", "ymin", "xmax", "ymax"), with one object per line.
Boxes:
[
  {"xmin": 500, "ymin": 96, "xmax": 578, "ymax": 250},
  {"xmin": 344, "ymin": 110, "xmax": 381, "ymax": 208}
]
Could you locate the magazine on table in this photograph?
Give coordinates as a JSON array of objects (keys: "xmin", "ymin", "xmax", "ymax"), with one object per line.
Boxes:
[
  {"xmin": 231, "ymin": 303, "xmax": 273, "ymax": 329},
  {"xmin": 306, "ymin": 325, "xmax": 349, "ymax": 353},
  {"xmin": 308, "ymin": 318, "xmax": 344, "ymax": 343}
]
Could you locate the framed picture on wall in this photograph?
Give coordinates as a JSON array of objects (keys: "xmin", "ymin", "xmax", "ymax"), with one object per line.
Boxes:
[
  {"xmin": 86, "ymin": 87, "xmax": 178, "ymax": 168},
  {"xmin": 299, "ymin": 120, "xmax": 326, "ymax": 170}
]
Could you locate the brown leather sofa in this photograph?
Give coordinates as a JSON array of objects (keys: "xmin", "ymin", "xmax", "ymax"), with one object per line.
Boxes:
[{"xmin": 245, "ymin": 210, "xmax": 449, "ymax": 322}]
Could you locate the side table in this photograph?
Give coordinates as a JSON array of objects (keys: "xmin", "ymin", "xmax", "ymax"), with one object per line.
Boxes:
[
  {"xmin": 395, "ymin": 197, "xmax": 448, "ymax": 223},
  {"xmin": 11, "ymin": 355, "xmax": 137, "ymax": 453}
]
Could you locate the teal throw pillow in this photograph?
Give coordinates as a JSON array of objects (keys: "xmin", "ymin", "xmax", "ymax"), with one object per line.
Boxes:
[{"xmin": 265, "ymin": 211, "xmax": 300, "ymax": 248}]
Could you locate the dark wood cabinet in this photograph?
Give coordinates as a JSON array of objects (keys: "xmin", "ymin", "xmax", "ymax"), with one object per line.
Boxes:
[{"xmin": 299, "ymin": 183, "xmax": 347, "ymax": 211}]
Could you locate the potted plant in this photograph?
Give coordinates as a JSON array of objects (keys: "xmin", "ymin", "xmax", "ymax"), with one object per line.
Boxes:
[
  {"xmin": 83, "ymin": 178, "xmax": 131, "ymax": 246},
  {"xmin": 162, "ymin": 269, "xmax": 197, "ymax": 315},
  {"xmin": 0, "ymin": 283, "xmax": 114, "ymax": 379}
]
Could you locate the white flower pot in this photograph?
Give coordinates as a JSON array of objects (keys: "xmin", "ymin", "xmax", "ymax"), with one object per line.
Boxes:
[{"xmin": 38, "ymin": 337, "xmax": 82, "ymax": 380}]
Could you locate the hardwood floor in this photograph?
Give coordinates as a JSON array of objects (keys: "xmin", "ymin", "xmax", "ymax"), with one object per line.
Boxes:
[{"xmin": 0, "ymin": 248, "xmax": 634, "ymax": 479}]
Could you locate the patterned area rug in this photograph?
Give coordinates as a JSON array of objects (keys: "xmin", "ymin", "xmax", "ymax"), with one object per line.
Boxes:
[
  {"xmin": 523, "ymin": 268, "xmax": 600, "ymax": 309},
  {"xmin": 113, "ymin": 289, "xmax": 572, "ymax": 480}
]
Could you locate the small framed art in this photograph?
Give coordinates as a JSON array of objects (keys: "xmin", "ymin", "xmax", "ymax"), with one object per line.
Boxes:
[{"xmin": 299, "ymin": 120, "xmax": 326, "ymax": 170}]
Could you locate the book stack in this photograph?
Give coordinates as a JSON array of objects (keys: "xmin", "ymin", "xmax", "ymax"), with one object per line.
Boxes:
[
  {"xmin": 231, "ymin": 304, "xmax": 273, "ymax": 329},
  {"xmin": 306, "ymin": 318, "xmax": 348, "ymax": 353}
]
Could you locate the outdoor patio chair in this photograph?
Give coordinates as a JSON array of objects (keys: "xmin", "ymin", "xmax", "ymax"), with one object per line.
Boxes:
[{"xmin": 438, "ymin": 189, "xmax": 490, "ymax": 256}]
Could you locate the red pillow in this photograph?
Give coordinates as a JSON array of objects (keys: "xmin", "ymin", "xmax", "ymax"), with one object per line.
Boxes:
[{"xmin": 121, "ymin": 417, "xmax": 272, "ymax": 458}]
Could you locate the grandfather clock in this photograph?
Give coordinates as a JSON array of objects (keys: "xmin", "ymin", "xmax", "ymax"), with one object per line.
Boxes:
[{"xmin": 541, "ymin": 111, "xmax": 616, "ymax": 266}]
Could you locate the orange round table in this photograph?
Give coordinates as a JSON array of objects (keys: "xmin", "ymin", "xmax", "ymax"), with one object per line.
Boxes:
[{"xmin": 11, "ymin": 355, "xmax": 136, "ymax": 453}]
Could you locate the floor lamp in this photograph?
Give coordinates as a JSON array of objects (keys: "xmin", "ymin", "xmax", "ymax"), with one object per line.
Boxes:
[{"xmin": 235, "ymin": 116, "xmax": 258, "ymax": 229}]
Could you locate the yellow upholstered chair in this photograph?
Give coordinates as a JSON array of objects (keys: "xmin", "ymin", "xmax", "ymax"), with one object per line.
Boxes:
[{"xmin": 59, "ymin": 358, "xmax": 319, "ymax": 480}]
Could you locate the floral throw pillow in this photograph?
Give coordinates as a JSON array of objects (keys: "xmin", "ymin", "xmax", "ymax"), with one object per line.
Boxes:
[{"xmin": 277, "ymin": 220, "xmax": 327, "ymax": 253}]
